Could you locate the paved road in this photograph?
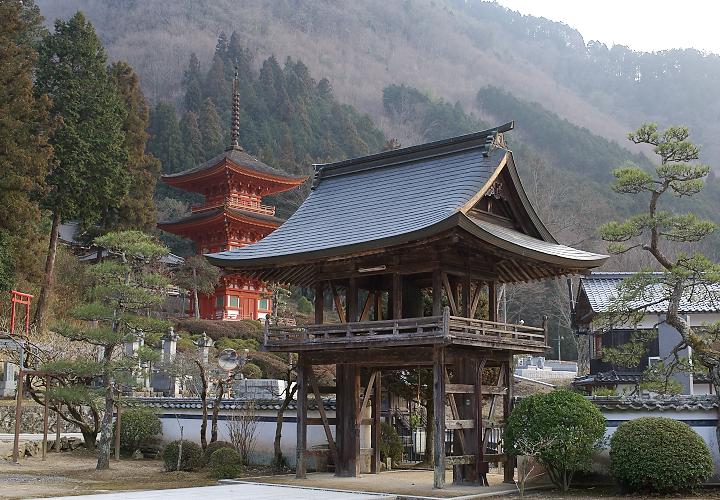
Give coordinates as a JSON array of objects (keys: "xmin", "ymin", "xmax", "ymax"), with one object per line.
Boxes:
[{"xmin": 27, "ymin": 482, "xmax": 395, "ymax": 499}]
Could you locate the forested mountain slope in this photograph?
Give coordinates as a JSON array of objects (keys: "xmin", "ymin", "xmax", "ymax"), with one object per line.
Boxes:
[{"xmin": 36, "ymin": 0, "xmax": 720, "ymax": 167}]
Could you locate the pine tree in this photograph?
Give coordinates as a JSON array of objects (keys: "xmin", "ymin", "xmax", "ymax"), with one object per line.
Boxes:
[
  {"xmin": 174, "ymin": 255, "xmax": 220, "ymax": 319},
  {"xmin": 198, "ymin": 98, "xmax": 225, "ymax": 157},
  {"xmin": 0, "ymin": 0, "xmax": 53, "ymax": 289},
  {"xmin": 52, "ymin": 230, "xmax": 169, "ymax": 470},
  {"xmin": 148, "ymin": 101, "xmax": 183, "ymax": 174},
  {"xmin": 34, "ymin": 12, "xmax": 129, "ymax": 332}
]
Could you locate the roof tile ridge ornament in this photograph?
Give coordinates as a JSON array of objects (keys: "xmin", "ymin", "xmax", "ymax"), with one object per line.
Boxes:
[{"xmin": 227, "ymin": 62, "xmax": 243, "ymax": 152}]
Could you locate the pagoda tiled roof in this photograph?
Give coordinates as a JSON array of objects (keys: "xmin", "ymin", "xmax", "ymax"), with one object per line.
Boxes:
[
  {"xmin": 162, "ymin": 145, "xmax": 305, "ymax": 182},
  {"xmin": 158, "ymin": 207, "xmax": 285, "ymax": 228}
]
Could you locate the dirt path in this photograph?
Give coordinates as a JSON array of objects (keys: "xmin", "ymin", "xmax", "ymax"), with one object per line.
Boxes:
[{"xmin": 0, "ymin": 451, "xmax": 215, "ymax": 499}]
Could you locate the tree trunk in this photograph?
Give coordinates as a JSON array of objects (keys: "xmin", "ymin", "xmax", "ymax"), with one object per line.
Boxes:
[
  {"xmin": 210, "ymin": 380, "xmax": 224, "ymax": 443},
  {"xmin": 96, "ymin": 347, "xmax": 114, "ymax": 470},
  {"xmin": 192, "ymin": 267, "xmax": 200, "ymax": 319},
  {"xmin": 273, "ymin": 383, "xmax": 297, "ymax": 468},
  {"xmin": 195, "ymin": 361, "xmax": 208, "ymax": 450},
  {"xmin": 34, "ymin": 211, "xmax": 61, "ymax": 332},
  {"xmin": 82, "ymin": 429, "xmax": 98, "ymax": 451}
]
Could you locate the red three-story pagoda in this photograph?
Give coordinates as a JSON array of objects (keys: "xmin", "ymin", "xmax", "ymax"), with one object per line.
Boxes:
[{"xmin": 158, "ymin": 69, "xmax": 305, "ymax": 320}]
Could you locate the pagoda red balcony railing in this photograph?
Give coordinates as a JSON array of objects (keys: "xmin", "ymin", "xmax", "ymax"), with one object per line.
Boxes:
[{"xmin": 263, "ymin": 307, "xmax": 547, "ymax": 352}]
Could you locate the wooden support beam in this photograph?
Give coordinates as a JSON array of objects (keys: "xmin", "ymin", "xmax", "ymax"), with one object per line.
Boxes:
[
  {"xmin": 488, "ymin": 281, "xmax": 497, "ymax": 322},
  {"xmin": 475, "ymin": 358, "xmax": 488, "ymax": 486},
  {"xmin": 442, "ymin": 273, "xmax": 459, "ymax": 316},
  {"xmin": 356, "ymin": 370, "xmax": 377, "ymax": 426},
  {"xmin": 432, "ymin": 269, "xmax": 443, "ymax": 316},
  {"xmin": 371, "ymin": 371, "xmax": 382, "ymax": 474},
  {"xmin": 392, "ymin": 273, "xmax": 402, "ymax": 320},
  {"xmin": 347, "ymin": 277, "xmax": 358, "ymax": 323},
  {"xmin": 374, "ymin": 291, "xmax": 382, "ymax": 321},
  {"xmin": 446, "ymin": 383, "xmax": 474, "ymax": 394},
  {"xmin": 446, "ymin": 419, "xmax": 475, "ymax": 430},
  {"xmin": 445, "ymin": 368, "xmax": 466, "ymax": 457},
  {"xmin": 330, "ymin": 282, "xmax": 346, "ymax": 323},
  {"xmin": 309, "ymin": 368, "xmax": 338, "ymax": 467},
  {"xmin": 433, "ymin": 346, "xmax": 446, "ymax": 489},
  {"xmin": 360, "ymin": 292, "xmax": 374, "ymax": 321},
  {"xmin": 336, "ymin": 364, "xmax": 360, "ymax": 477},
  {"xmin": 314, "ymin": 282, "xmax": 324, "ymax": 325},
  {"xmin": 469, "ymin": 283, "xmax": 483, "ymax": 319},
  {"xmin": 503, "ymin": 355, "xmax": 515, "ymax": 484},
  {"xmin": 462, "ymin": 275, "xmax": 471, "ymax": 318},
  {"xmin": 296, "ymin": 354, "xmax": 308, "ymax": 479}
]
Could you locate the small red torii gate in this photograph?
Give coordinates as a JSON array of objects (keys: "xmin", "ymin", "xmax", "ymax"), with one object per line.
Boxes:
[{"xmin": 10, "ymin": 290, "xmax": 33, "ymax": 337}]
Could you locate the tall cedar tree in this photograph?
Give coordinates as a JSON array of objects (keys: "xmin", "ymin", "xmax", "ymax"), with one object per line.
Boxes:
[
  {"xmin": 198, "ymin": 98, "xmax": 225, "ymax": 157},
  {"xmin": 0, "ymin": 0, "xmax": 53, "ymax": 290},
  {"xmin": 110, "ymin": 62, "xmax": 160, "ymax": 232},
  {"xmin": 599, "ymin": 124, "xmax": 720, "ymax": 430},
  {"xmin": 180, "ymin": 111, "xmax": 204, "ymax": 168},
  {"xmin": 51, "ymin": 231, "xmax": 169, "ymax": 470},
  {"xmin": 183, "ymin": 53, "xmax": 202, "ymax": 113},
  {"xmin": 147, "ymin": 101, "xmax": 183, "ymax": 174},
  {"xmin": 34, "ymin": 12, "xmax": 129, "ymax": 331}
]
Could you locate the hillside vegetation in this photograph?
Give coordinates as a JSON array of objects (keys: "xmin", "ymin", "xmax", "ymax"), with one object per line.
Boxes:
[{"xmin": 36, "ymin": 0, "xmax": 720, "ymax": 168}]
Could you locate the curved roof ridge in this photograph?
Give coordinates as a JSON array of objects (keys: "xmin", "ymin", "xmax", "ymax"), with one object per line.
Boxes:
[{"xmin": 312, "ymin": 121, "xmax": 514, "ymax": 187}]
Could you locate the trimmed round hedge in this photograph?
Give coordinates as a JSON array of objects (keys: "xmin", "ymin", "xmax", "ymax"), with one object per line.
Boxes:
[
  {"xmin": 504, "ymin": 389, "xmax": 606, "ymax": 491},
  {"xmin": 163, "ymin": 440, "xmax": 203, "ymax": 471},
  {"xmin": 208, "ymin": 447, "xmax": 242, "ymax": 479},
  {"xmin": 202, "ymin": 441, "xmax": 235, "ymax": 465},
  {"xmin": 610, "ymin": 417, "xmax": 713, "ymax": 493}
]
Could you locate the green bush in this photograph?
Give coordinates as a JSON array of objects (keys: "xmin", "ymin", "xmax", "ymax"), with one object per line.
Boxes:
[
  {"xmin": 117, "ymin": 407, "xmax": 162, "ymax": 455},
  {"xmin": 610, "ymin": 417, "xmax": 712, "ymax": 493},
  {"xmin": 504, "ymin": 389, "xmax": 605, "ymax": 491},
  {"xmin": 297, "ymin": 296, "xmax": 313, "ymax": 315},
  {"xmin": 380, "ymin": 422, "xmax": 403, "ymax": 465},
  {"xmin": 202, "ymin": 440, "xmax": 235, "ymax": 464},
  {"xmin": 208, "ymin": 447, "xmax": 242, "ymax": 479},
  {"xmin": 163, "ymin": 440, "xmax": 203, "ymax": 471}
]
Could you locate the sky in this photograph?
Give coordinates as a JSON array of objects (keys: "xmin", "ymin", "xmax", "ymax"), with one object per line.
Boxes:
[{"xmin": 495, "ymin": 0, "xmax": 720, "ymax": 55}]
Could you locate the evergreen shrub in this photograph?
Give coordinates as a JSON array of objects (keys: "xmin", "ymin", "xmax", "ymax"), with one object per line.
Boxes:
[
  {"xmin": 610, "ymin": 417, "xmax": 712, "ymax": 493},
  {"xmin": 208, "ymin": 447, "xmax": 242, "ymax": 479},
  {"xmin": 380, "ymin": 422, "xmax": 403, "ymax": 466},
  {"xmin": 163, "ymin": 440, "xmax": 203, "ymax": 471},
  {"xmin": 202, "ymin": 440, "xmax": 235, "ymax": 464},
  {"xmin": 504, "ymin": 389, "xmax": 605, "ymax": 491},
  {"xmin": 117, "ymin": 407, "xmax": 162, "ymax": 455}
]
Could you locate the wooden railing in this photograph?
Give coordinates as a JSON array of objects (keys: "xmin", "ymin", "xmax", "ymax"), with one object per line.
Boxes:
[
  {"xmin": 264, "ymin": 307, "xmax": 548, "ymax": 349},
  {"xmin": 265, "ymin": 315, "xmax": 444, "ymax": 345},
  {"xmin": 447, "ymin": 315, "xmax": 546, "ymax": 343}
]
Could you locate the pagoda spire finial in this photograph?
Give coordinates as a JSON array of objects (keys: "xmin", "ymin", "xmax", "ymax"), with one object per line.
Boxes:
[{"xmin": 229, "ymin": 62, "xmax": 242, "ymax": 151}]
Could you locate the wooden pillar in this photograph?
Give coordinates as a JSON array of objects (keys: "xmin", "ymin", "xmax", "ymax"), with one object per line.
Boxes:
[
  {"xmin": 488, "ymin": 282, "xmax": 497, "ymax": 322},
  {"xmin": 314, "ymin": 282, "xmax": 324, "ymax": 324},
  {"xmin": 461, "ymin": 275, "xmax": 471, "ymax": 318},
  {"xmin": 433, "ymin": 346, "xmax": 446, "ymax": 489},
  {"xmin": 12, "ymin": 370, "xmax": 23, "ymax": 464},
  {"xmin": 503, "ymin": 355, "xmax": 515, "ymax": 484},
  {"xmin": 392, "ymin": 273, "xmax": 402, "ymax": 320},
  {"xmin": 374, "ymin": 291, "xmax": 382, "ymax": 321},
  {"xmin": 432, "ymin": 269, "xmax": 443, "ymax": 316},
  {"xmin": 336, "ymin": 364, "xmax": 360, "ymax": 477},
  {"xmin": 55, "ymin": 405, "xmax": 62, "ymax": 453},
  {"xmin": 371, "ymin": 370, "xmax": 382, "ymax": 473},
  {"xmin": 347, "ymin": 277, "xmax": 358, "ymax": 323},
  {"xmin": 296, "ymin": 354, "xmax": 308, "ymax": 478}
]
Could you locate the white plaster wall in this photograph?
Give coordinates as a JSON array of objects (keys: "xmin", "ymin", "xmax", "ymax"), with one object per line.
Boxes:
[{"xmin": 158, "ymin": 408, "xmax": 336, "ymax": 466}]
